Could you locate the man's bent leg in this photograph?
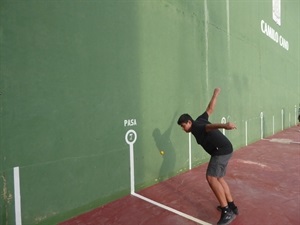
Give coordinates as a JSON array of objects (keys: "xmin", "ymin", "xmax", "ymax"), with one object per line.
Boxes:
[
  {"xmin": 206, "ymin": 175, "xmax": 228, "ymax": 207},
  {"xmin": 218, "ymin": 177, "xmax": 233, "ymax": 203},
  {"xmin": 217, "ymin": 177, "xmax": 239, "ymax": 215},
  {"xmin": 207, "ymin": 175, "xmax": 236, "ymax": 225}
]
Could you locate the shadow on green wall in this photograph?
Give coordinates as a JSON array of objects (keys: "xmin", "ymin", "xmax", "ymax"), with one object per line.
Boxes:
[{"xmin": 152, "ymin": 112, "xmax": 178, "ymax": 181}]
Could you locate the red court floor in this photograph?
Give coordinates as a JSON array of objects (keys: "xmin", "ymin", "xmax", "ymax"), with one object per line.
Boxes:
[{"xmin": 60, "ymin": 126, "xmax": 300, "ymax": 225}]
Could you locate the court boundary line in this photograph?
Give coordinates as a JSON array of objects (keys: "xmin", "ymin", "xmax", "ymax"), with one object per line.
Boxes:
[
  {"xmin": 262, "ymin": 138, "xmax": 300, "ymax": 144},
  {"xmin": 125, "ymin": 129, "xmax": 212, "ymax": 225},
  {"xmin": 132, "ymin": 193, "xmax": 212, "ymax": 225}
]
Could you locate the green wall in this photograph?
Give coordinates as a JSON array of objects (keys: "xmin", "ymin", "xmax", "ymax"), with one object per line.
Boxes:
[{"xmin": 0, "ymin": 0, "xmax": 299, "ymax": 224}]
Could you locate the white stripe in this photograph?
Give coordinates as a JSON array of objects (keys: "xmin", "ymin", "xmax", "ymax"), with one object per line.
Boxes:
[
  {"xmin": 130, "ymin": 144, "xmax": 135, "ymax": 194},
  {"xmin": 132, "ymin": 193, "xmax": 212, "ymax": 225},
  {"xmin": 272, "ymin": 115, "xmax": 275, "ymax": 134},
  {"xmin": 14, "ymin": 167, "xmax": 22, "ymax": 225},
  {"xmin": 226, "ymin": 0, "xmax": 231, "ymax": 60},
  {"xmin": 189, "ymin": 133, "xmax": 192, "ymax": 170},
  {"xmin": 204, "ymin": 0, "xmax": 209, "ymax": 90},
  {"xmin": 260, "ymin": 112, "xmax": 264, "ymax": 139},
  {"xmin": 125, "ymin": 129, "xmax": 137, "ymax": 194},
  {"xmin": 295, "ymin": 105, "xmax": 297, "ymax": 125},
  {"xmin": 245, "ymin": 121, "xmax": 248, "ymax": 146},
  {"xmin": 262, "ymin": 138, "xmax": 300, "ymax": 145},
  {"xmin": 281, "ymin": 109, "xmax": 284, "ymax": 130}
]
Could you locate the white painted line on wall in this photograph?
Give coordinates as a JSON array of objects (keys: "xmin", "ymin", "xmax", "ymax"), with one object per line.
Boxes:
[
  {"xmin": 129, "ymin": 143, "xmax": 135, "ymax": 194},
  {"xmin": 260, "ymin": 112, "xmax": 264, "ymax": 139},
  {"xmin": 295, "ymin": 105, "xmax": 297, "ymax": 125},
  {"xmin": 281, "ymin": 109, "xmax": 284, "ymax": 130},
  {"xmin": 221, "ymin": 117, "xmax": 226, "ymax": 135},
  {"xmin": 133, "ymin": 193, "xmax": 212, "ymax": 225},
  {"xmin": 204, "ymin": 0, "xmax": 209, "ymax": 90},
  {"xmin": 245, "ymin": 120, "xmax": 248, "ymax": 146},
  {"xmin": 272, "ymin": 115, "xmax": 275, "ymax": 134},
  {"xmin": 14, "ymin": 167, "xmax": 22, "ymax": 225},
  {"xmin": 226, "ymin": 0, "xmax": 231, "ymax": 60},
  {"xmin": 189, "ymin": 133, "xmax": 192, "ymax": 170},
  {"xmin": 125, "ymin": 129, "xmax": 137, "ymax": 194}
]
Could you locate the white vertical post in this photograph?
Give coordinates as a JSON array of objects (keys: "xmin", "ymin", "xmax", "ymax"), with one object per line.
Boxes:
[
  {"xmin": 188, "ymin": 133, "xmax": 192, "ymax": 170},
  {"xmin": 295, "ymin": 105, "xmax": 297, "ymax": 125},
  {"xmin": 221, "ymin": 117, "xmax": 226, "ymax": 135},
  {"xmin": 260, "ymin": 112, "xmax": 264, "ymax": 139},
  {"xmin": 245, "ymin": 121, "xmax": 248, "ymax": 146},
  {"xmin": 125, "ymin": 130, "xmax": 137, "ymax": 194},
  {"xmin": 272, "ymin": 115, "xmax": 275, "ymax": 134},
  {"xmin": 14, "ymin": 167, "xmax": 22, "ymax": 225},
  {"xmin": 129, "ymin": 143, "xmax": 135, "ymax": 194},
  {"xmin": 281, "ymin": 109, "xmax": 284, "ymax": 130}
]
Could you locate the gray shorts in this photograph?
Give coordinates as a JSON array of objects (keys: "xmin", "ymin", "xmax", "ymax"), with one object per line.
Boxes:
[{"xmin": 206, "ymin": 153, "xmax": 232, "ymax": 177}]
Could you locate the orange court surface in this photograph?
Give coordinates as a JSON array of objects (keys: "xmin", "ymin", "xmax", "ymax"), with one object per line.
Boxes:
[{"xmin": 60, "ymin": 126, "xmax": 300, "ymax": 225}]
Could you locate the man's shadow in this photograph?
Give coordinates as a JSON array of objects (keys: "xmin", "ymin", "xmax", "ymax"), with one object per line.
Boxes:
[
  {"xmin": 152, "ymin": 112, "xmax": 206, "ymax": 212},
  {"xmin": 152, "ymin": 112, "xmax": 177, "ymax": 181}
]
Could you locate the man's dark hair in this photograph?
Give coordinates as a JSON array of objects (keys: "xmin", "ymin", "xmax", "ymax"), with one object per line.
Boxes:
[{"xmin": 177, "ymin": 113, "xmax": 193, "ymax": 125}]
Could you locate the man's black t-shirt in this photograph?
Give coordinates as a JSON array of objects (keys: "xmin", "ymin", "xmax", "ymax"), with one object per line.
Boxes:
[{"xmin": 191, "ymin": 112, "xmax": 233, "ymax": 156}]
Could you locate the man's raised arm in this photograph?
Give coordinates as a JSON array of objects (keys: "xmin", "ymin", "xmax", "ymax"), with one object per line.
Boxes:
[{"xmin": 206, "ymin": 87, "xmax": 221, "ymax": 116}]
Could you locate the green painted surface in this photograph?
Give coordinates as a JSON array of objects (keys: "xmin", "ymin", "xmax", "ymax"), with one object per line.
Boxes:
[{"xmin": 0, "ymin": 0, "xmax": 299, "ymax": 224}]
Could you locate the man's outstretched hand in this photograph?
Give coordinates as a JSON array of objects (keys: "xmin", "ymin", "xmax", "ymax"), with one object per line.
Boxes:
[
  {"xmin": 214, "ymin": 87, "xmax": 221, "ymax": 96},
  {"xmin": 225, "ymin": 122, "xmax": 237, "ymax": 130}
]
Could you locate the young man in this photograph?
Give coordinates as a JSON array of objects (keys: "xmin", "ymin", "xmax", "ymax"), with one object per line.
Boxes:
[{"xmin": 177, "ymin": 88, "xmax": 238, "ymax": 225}]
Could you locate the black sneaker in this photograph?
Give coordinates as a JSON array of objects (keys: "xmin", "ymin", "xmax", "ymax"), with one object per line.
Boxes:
[
  {"xmin": 217, "ymin": 205, "xmax": 239, "ymax": 215},
  {"xmin": 217, "ymin": 209, "xmax": 236, "ymax": 225}
]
